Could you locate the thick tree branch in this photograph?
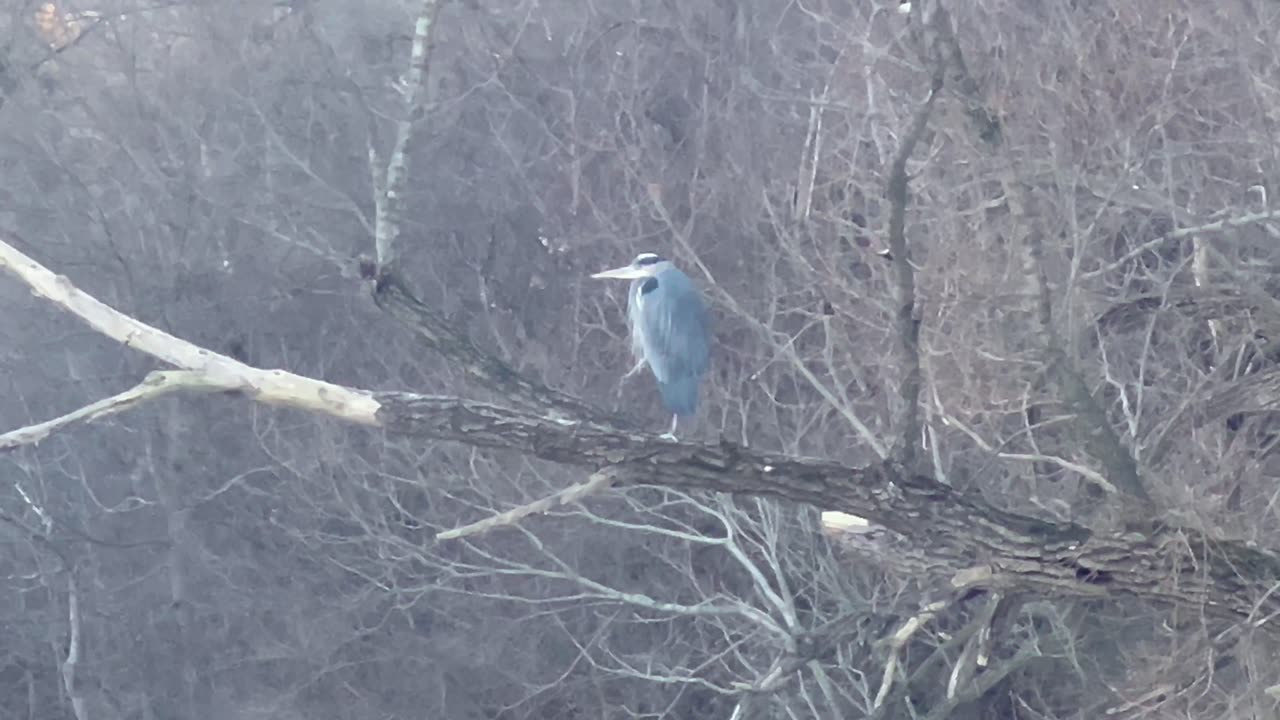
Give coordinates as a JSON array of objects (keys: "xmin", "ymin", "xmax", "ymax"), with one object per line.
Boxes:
[
  {"xmin": 0, "ymin": 238, "xmax": 381, "ymax": 424},
  {"xmin": 1013, "ymin": 218, "xmax": 1150, "ymax": 505},
  {"xmin": 884, "ymin": 50, "xmax": 944, "ymax": 470},
  {"xmin": 5, "ymin": 237, "xmax": 1280, "ymax": 628},
  {"xmin": 1095, "ymin": 285, "xmax": 1280, "ymax": 338}
]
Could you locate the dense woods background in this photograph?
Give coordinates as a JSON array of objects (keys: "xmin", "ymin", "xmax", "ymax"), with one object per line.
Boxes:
[{"xmin": 3, "ymin": 0, "xmax": 1280, "ymax": 718}]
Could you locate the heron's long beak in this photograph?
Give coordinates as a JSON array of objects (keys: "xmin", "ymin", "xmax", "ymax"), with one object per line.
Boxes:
[{"xmin": 591, "ymin": 266, "xmax": 646, "ymax": 280}]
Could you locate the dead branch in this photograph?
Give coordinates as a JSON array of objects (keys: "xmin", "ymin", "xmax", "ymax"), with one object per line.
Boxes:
[
  {"xmin": 373, "ymin": 0, "xmax": 444, "ymax": 272},
  {"xmin": 436, "ymin": 469, "xmax": 617, "ymax": 541},
  {"xmin": 874, "ymin": 599, "xmax": 949, "ymax": 708},
  {"xmin": 6, "ymin": 236, "xmax": 1280, "ymax": 627}
]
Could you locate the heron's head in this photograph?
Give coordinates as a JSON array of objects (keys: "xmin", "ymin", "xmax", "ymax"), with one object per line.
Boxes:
[{"xmin": 590, "ymin": 252, "xmax": 672, "ymax": 280}]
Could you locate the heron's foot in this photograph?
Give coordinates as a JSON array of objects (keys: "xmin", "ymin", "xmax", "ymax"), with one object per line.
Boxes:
[{"xmin": 659, "ymin": 432, "xmax": 678, "ymax": 442}]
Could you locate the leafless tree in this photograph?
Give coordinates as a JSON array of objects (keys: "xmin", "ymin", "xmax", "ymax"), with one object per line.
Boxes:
[{"xmin": 4, "ymin": 0, "xmax": 1280, "ymax": 718}]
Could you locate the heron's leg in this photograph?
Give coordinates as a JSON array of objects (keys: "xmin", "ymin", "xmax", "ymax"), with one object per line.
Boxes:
[{"xmin": 659, "ymin": 414, "xmax": 679, "ymax": 442}]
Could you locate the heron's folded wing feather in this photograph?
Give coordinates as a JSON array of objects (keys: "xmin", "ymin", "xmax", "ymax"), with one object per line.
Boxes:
[{"xmin": 640, "ymin": 271, "xmax": 710, "ymax": 385}]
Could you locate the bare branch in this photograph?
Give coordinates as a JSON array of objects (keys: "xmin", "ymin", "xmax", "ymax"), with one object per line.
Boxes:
[
  {"xmin": 374, "ymin": 0, "xmax": 445, "ymax": 272},
  {"xmin": 933, "ymin": 405, "xmax": 1119, "ymax": 495},
  {"xmin": 371, "ymin": 271, "xmax": 629, "ymax": 425},
  {"xmin": 928, "ymin": 653, "xmax": 1047, "ymax": 720},
  {"xmin": 0, "ymin": 237, "xmax": 381, "ymax": 425},
  {"xmin": 932, "ymin": 2, "xmax": 1150, "ymax": 507},
  {"xmin": 7, "ymin": 236, "xmax": 1280, "ymax": 628},
  {"xmin": 0, "ymin": 371, "xmax": 191, "ymax": 450},
  {"xmin": 1014, "ymin": 179, "xmax": 1151, "ymax": 504},
  {"xmin": 884, "ymin": 55, "xmax": 944, "ymax": 469},
  {"xmin": 60, "ymin": 575, "xmax": 87, "ymax": 720},
  {"xmin": 873, "ymin": 599, "xmax": 948, "ymax": 709},
  {"xmin": 1083, "ymin": 209, "xmax": 1280, "ymax": 280},
  {"xmin": 437, "ymin": 469, "xmax": 618, "ymax": 541},
  {"xmin": 1147, "ymin": 368, "xmax": 1280, "ymax": 464}
]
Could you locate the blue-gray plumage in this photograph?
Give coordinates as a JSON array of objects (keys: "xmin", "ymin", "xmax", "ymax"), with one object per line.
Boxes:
[{"xmin": 593, "ymin": 252, "xmax": 710, "ymax": 439}]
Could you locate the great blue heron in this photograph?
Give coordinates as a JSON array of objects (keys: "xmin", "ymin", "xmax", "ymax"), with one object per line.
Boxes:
[{"xmin": 592, "ymin": 252, "xmax": 710, "ymax": 439}]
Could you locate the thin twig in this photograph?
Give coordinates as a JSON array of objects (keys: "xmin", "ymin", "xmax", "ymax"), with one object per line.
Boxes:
[{"xmin": 436, "ymin": 470, "xmax": 618, "ymax": 541}]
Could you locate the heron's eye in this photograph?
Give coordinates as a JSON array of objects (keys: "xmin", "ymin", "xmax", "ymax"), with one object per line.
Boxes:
[
  {"xmin": 636, "ymin": 255, "xmax": 664, "ymax": 266},
  {"xmin": 640, "ymin": 277, "xmax": 659, "ymax": 295}
]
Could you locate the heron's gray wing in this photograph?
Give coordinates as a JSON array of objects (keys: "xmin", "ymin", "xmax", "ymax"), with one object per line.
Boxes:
[
  {"xmin": 639, "ymin": 270, "xmax": 710, "ymax": 405},
  {"xmin": 626, "ymin": 278, "xmax": 647, "ymax": 363}
]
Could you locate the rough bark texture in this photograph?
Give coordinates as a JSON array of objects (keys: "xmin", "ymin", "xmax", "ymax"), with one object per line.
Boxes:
[{"xmin": 373, "ymin": 391, "xmax": 1280, "ymax": 624}]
